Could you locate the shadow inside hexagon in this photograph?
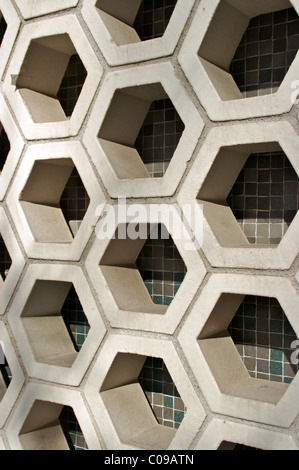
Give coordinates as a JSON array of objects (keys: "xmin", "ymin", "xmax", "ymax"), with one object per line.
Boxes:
[
  {"xmin": 98, "ymin": 83, "xmax": 185, "ymax": 179},
  {"xmin": 20, "ymin": 280, "xmax": 90, "ymax": 368},
  {"xmin": 198, "ymin": 142, "xmax": 298, "ymax": 247},
  {"xmin": 0, "ymin": 123, "xmax": 10, "ymax": 173},
  {"xmin": 0, "ymin": 12, "xmax": 7, "ymax": 47},
  {"xmin": 100, "ymin": 223, "xmax": 186, "ymax": 313},
  {"xmin": 0, "ymin": 346, "xmax": 12, "ymax": 402},
  {"xmin": 198, "ymin": 293, "xmax": 298, "ymax": 404},
  {"xmin": 100, "ymin": 352, "xmax": 184, "ymax": 449},
  {"xmin": 198, "ymin": 0, "xmax": 298, "ymax": 101},
  {"xmin": 15, "ymin": 34, "xmax": 87, "ymax": 123},
  {"xmin": 218, "ymin": 442, "xmax": 261, "ymax": 450},
  {"xmin": 95, "ymin": 0, "xmax": 178, "ymax": 46},
  {"xmin": 19, "ymin": 158, "xmax": 90, "ymax": 243},
  {"xmin": 0, "ymin": 234, "xmax": 12, "ymax": 283},
  {"xmin": 18, "ymin": 400, "xmax": 87, "ymax": 450}
]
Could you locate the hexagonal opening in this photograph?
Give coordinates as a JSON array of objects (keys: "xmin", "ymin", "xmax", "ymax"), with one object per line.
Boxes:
[
  {"xmin": 197, "ymin": 0, "xmax": 298, "ymax": 101},
  {"xmin": 0, "ymin": 124, "xmax": 10, "ymax": 173},
  {"xmin": 20, "ymin": 280, "xmax": 90, "ymax": 368},
  {"xmin": 100, "ymin": 352, "xmax": 184, "ymax": 448},
  {"xmin": 0, "ymin": 13, "xmax": 7, "ymax": 47},
  {"xmin": 19, "ymin": 158, "xmax": 90, "ymax": 243},
  {"xmin": 136, "ymin": 224, "xmax": 187, "ymax": 305},
  {"xmin": 95, "ymin": 0, "xmax": 178, "ymax": 46},
  {"xmin": 230, "ymin": 7, "xmax": 299, "ymax": 97},
  {"xmin": 197, "ymin": 293, "xmax": 298, "ymax": 404},
  {"xmin": 227, "ymin": 150, "xmax": 299, "ymax": 245},
  {"xmin": 0, "ymin": 345, "xmax": 12, "ymax": 402},
  {"xmin": 100, "ymin": 223, "xmax": 186, "ymax": 313},
  {"xmin": 0, "ymin": 234, "xmax": 12, "ymax": 282},
  {"xmin": 15, "ymin": 34, "xmax": 87, "ymax": 123},
  {"xmin": 98, "ymin": 83, "xmax": 185, "ymax": 179},
  {"xmin": 197, "ymin": 142, "xmax": 298, "ymax": 247},
  {"xmin": 229, "ymin": 296, "xmax": 299, "ymax": 384},
  {"xmin": 18, "ymin": 400, "xmax": 87, "ymax": 450}
]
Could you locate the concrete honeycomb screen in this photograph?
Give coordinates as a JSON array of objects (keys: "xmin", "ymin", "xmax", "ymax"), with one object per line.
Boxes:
[{"xmin": 0, "ymin": 0, "xmax": 299, "ymax": 452}]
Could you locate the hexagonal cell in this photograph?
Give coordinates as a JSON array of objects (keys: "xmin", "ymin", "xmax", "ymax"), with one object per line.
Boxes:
[
  {"xmin": 19, "ymin": 158, "xmax": 90, "ymax": 243},
  {"xmin": 94, "ymin": 0, "xmax": 177, "ymax": 46},
  {"xmin": 229, "ymin": 6, "xmax": 299, "ymax": 98},
  {"xmin": 15, "ymin": 34, "xmax": 87, "ymax": 124},
  {"xmin": 197, "ymin": 293, "xmax": 297, "ymax": 404},
  {"xmin": 178, "ymin": 274, "xmax": 299, "ymax": 426},
  {"xmin": 98, "ymin": 84, "xmax": 185, "ymax": 179},
  {"xmin": 226, "ymin": 149, "xmax": 299, "ymax": 246},
  {"xmin": 197, "ymin": 142, "xmax": 298, "ymax": 248},
  {"xmin": 20, "ymin": 280, "xmax": 89, "ymax": 368},
  {"xmin": 228, "ymin": 296, "xmax": 299, "ymax": 384},
  {"xmin": 100, "ymin": 223, "xmax": 186, "ymax": 314},
  {"xmin": 136, "ymin": 224, "xmax": 187, "ymax": 305},
  {"xmin": 18, "ymin": 400, "xmax": 88, "ymax": 450},
  {"xmin": 0, "ymin": 234, "xmax": 12, "ymax": 282},
  {"xmin": 100, "ymin": 353, "xmax": 184, "ymax": 448},
  {"xmin": 197, "ymin": 1, "xmax": 298, "ymax": 101},
  {"xmin": 178, "ymin": 0, "xmax": 299, "ymax": 121}
]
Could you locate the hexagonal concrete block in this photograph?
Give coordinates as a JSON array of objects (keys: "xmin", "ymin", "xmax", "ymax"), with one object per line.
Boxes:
[
  {"xmin": 0, "ymin": 92, "xmax": 24, "ymax": 201},
  {"xmin": 178, "ymin": 273, "xmax": 299, "ymax": 427},
  {"xmin": 177, "ymin": 120, "xmax": 299, "ymax": 270},
  {"xmin": 0, "ymin": 207, "xmax": 25, "ymax": 315},
  {"xmin": 7, "ymin": 141, "xmax": 106, "ymax": 261},
  {"xmin": 0, "ymin": 0, "xmax": 20, "ymax": 80},
  {"xmin": 85, "ymin": 203, "xmax": 206, "ymax": 334},
  {"xmin": 8, "ymin": 263, "xmax": 106, "ymax": 386},
  {"xmin": 195, "ymin": 418, "xmax": 298, "ymax": 450},
  {"xmin": 178, "ymin": 0, "xmax": 299, "ymax": 121},
  {"xmin": 3, "ymin": 15, "xmax": 103, "ymax": 140},
  {"xmin": 84, "ymin": 333, "xmax": 206, "ymax": 450},
  {"xmin": 83, "ymin": 62, "xmax": 204, "ymax": 198},
  {"xmin": 6, "ymin": 383, "xmax": 102, "ymax": 450},
  {"xmin": 15, "ymin": 0, "xmax": 79, "ymax": 19},
  {"xmin": 0, "ymin": 321, "xmax": 25, "ymax": 428},
  {"xmin": 82, "ymin": 0, "xmax": 195, "ymax": 66}
]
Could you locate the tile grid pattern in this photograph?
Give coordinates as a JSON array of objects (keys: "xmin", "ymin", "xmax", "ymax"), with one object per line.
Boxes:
[
  {"xmin": 230, "ymin": 8, "xmax": 299, "ymax": 97},
  {"xmin": 227, "ymin": 151, "xmax": 299, "ymax": 245},
  {"xmin": 133, "ymin": 0, "xmax": 177, "ymax": 42}
]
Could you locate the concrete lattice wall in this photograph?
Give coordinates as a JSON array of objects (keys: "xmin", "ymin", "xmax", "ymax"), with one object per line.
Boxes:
[{"xmin": 0, "ymin": 0, "xmax": 299, "ymax": 450}]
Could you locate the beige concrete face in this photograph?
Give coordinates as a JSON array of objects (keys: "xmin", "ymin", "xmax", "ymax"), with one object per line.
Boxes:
[
  {"xmin": 196, "ymin": 418, "xmax": 298, "ymax": 450},
  {"xmin": 178, "ymin": 273, "xmax": 299, "ymax": 427},
  {"xmin": 0, "ymin": 321, "xmax": 25, "ymax": 428},
  {"xmin": 83, "ymin": 62, "xmax": 204, "ymax": 198},
  {"xmin": 7, "ymin": 264, "xmax": 106, "ymax": 386},
  {"xmin": 15, "ymin": 0, "xmax": 79, "ymax": 19},
  {"xmin": 0, "ymin": 0, "xmax": 20, "ymax": 80},
  {"xmin": 85, "ymin": 203, "xmax": 206, "ymax": 334},
  {"xmin": 3, "ymin": 15, "xmax": 103, "ymax": 140},
  {"xmin": 0, "ymin": 94, "xmax": 24, "ymax": 202},
  {"xmin": 82, "ymin": 0, "xmax": 195, "ymax": 66},
  {"xmin": 178, "ymin": 0, "xmax": 299, "ymax": 121},
  {"xmin": 177, "ymin": 121, "xmax": 299, "ymax": 270},
  {"xmin": 7, "ymin": 141, "xmax": 106, "ymax": 261},
  {"xmin": 84, "ymin": 334, "xmax": 206, "ymax": 450},
  {"xmin": 6, "ymin": 383, "xmax": 102, "ymax": 450},
  {"xmin": 0, "ymin": 207, "xmax": 25, "ymax": 315}
]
